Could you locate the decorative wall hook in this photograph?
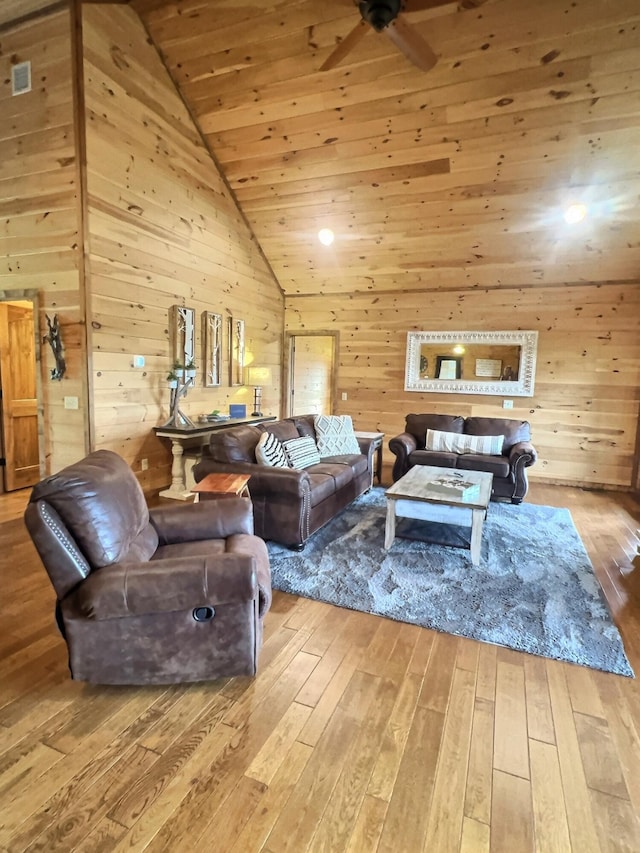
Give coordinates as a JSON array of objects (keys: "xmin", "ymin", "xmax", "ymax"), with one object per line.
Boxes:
[{"xmin": 43, "ymin": 314, "xmax": 66, "ymax": 381}]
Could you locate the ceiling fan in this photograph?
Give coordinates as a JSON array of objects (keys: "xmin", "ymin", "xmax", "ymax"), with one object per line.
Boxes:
[{"xmin": 320, "ymin": 0, "xmax": 487, "ymax": 73}]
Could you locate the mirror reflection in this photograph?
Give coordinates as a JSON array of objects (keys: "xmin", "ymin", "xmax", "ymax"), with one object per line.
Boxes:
[{"xmin": 419, "ymin": 343, "xmax": 522, "ymax": 381}]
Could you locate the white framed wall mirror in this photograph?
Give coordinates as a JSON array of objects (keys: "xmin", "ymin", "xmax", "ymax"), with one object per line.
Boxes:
[{"xmin": 405, "ymin": 330, "xmax": 538, "ymax": 397}]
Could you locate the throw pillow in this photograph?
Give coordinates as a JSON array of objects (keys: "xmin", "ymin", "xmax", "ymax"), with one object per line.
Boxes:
[
  {"xmin": 425, "ymin": 429, "xmax": 505, "ymax": 456},
  {"xmin": 314, "ymin": 414, "xmax": 361, "ymax": 456},
  {"xmin": 255, "ymin": 431, "xmax": 288, "ymax": 467},
  {"xmin": 283, "ymin": 436, "xmax": 321, "ymax": 469}
]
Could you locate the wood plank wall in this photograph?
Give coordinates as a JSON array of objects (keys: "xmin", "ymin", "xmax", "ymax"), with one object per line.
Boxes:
[
  {"xmin": 285, "ymin": 282, "xmax": 640, "ymax": 489},
  {"xmin": 81, "ymin": 5, "xmax": 284, "ymax": 491},
  {"xmin": 0, "ymin": 9, "xmax": 88, "ymax": 475}
]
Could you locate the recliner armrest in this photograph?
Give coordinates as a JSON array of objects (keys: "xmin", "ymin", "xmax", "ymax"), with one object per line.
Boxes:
[
  {"xmin": 76, "ymin": 554, "xmax": 257, "ymax": 620},
  {"xmin": 150, "ymin": 497, "xmax": 254, "ymax": 544},
  {"xmin": 509, "ymin": 441, "xmax": 537, "ymax": 467}
]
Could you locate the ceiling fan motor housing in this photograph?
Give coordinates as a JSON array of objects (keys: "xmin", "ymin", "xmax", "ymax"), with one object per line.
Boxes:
[{"xmin": 358, "ymin": 0, "xmax": 404, "ymax": 32}]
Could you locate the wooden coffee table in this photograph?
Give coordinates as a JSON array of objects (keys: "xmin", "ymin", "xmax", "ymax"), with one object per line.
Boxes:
[{"xmin": 384, "ymin": 466, "xmax": 493, "ymax": 565}]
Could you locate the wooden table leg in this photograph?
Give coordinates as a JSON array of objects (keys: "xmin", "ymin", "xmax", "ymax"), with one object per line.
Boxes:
[
  {"xmin": 470, "ymin": 508, "xmax": 484, "ymax": 565},
  {"xmin": 384, "ymin": 499, "xmax": 396, "ymax": 549},
  {"xmin": 159, "ymin": 439, "xmax": 193, "ymax": 501}
]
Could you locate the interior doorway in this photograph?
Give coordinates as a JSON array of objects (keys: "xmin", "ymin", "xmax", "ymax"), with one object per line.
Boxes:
[
  {"xmin": 0, "ymin": 295, "xmax": 42, "ymax": 492},
  {"xmin": 284, "ymin": 332, "xmax": 338, "ymax": 418}
]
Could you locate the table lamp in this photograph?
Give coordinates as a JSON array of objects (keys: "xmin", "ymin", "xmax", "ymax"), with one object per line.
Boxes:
[{"xmin": 246, "ymin": 366, "xmax": 272, "ymax": 417}]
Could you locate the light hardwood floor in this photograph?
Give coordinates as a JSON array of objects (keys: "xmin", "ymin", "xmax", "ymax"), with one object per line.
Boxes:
[{"xmin": 1, "ymin": 482, "xmax": 639, "ymax": 852}]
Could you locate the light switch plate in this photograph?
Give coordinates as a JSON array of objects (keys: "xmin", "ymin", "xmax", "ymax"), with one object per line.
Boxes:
[
  {"xmin": 502, "ymin": 399, "xmax": 513, "ymax": 409},
  {"xmin": 64, "ymin": 396, "xmax": 79, "ymax": 410},
  {"xmin": 133, "ymin": 355, "xmax": 145, "ymax": 368}
]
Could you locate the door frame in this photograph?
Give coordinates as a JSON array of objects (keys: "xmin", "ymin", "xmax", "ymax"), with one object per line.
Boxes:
[
  {"xmin": 0, "ymin": 290, "xmax": 45, "ymax": 491},
  {"xmin": 283, "ymin": 330, "xmax": 339, "ymax": 418}
]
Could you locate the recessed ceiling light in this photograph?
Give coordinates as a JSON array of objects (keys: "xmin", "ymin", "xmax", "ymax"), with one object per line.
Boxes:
[
  {"xmin": 318, "ymin": 228, "xmax": 334, "ymax": 246},
  {"xmin": 563, "ymin": 203, "xmax": 588, "ymax": 224}
]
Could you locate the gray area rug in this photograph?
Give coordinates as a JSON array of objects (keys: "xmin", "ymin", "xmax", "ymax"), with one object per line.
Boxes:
[{"xmin": 267, "ymin": 488, "xmax": 634, "ymax": 676}]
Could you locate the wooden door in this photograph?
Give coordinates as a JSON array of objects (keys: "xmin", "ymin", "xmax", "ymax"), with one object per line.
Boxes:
[
  {"xmin": 0, "ymin": 303, "xmax": 40, "ymax": 490},
  {"xmin": 288, "ymin": 333, "xmax": 336, "ymax": 417}
]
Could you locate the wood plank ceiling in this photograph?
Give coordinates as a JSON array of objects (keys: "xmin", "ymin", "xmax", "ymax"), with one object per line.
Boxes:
[{"xmin": 129, "ymin": 0, "xmax": 640, "ymax": 298}]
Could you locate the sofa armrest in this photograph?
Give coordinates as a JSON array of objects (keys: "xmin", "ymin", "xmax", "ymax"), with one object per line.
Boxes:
[
  {"xmin": 150, "ymin": 498, "xmax": 254, "ymax": 544},
  {"xmin": 509, "ymin": 441, "xmax": 537, "ymax": 468},
  {"xmin": 388, "ymin": 432, "xmax": 418, "ymax": 481},
  {"xmin": 76, "ymin": 555, "xmax": 257, "ymax": 620}
]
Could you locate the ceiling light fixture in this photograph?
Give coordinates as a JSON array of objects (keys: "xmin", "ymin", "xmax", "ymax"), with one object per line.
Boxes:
[
  {"xmin": 318, "ymin": 227, "xmax": 335, "ymax": 246},
  {"xmin": 563, "ymin": 203, "xmax": 588, "ymax": 225}
]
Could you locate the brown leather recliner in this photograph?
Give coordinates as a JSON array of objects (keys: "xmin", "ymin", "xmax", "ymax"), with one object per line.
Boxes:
[{"xmin": 24, "ymin": 450, "xmax": 271, "ymax": 685}]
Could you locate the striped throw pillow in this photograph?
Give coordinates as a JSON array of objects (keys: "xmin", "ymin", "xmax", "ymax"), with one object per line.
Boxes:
[
  {"xmin": 255, "ymin": 431, "xmax": 288, "ymax": 467},
  {"xmin": 283, "ymin": 436, "xmax": 321, "ymax": 469},
  {"xmin": 425, "ymin": 429, "xmax": 504, "ymax": 456}
]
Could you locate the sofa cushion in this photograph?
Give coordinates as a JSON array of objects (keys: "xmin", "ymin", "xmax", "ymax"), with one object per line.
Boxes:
[
  {"xmin": 457, "ymin": 454, "xmax": 511, "ymax": 478},
  {"xmin": 426, "ymin": 429, "xmax": 504, "ymax": 456},
  {"xmin": 409, "ymin": 449, "xmax": 458, "ymax": 469},
  {"xmin": 209, "ymin": 424, "xmax": 262, "ymax": 463},
  {"xmin": 465, "ymin": 417, "xmax": 531, "ymax": 453},
  {"xmin": 262, "ymin": 420, "xmax": 300, "ymax": 443},
  {"xmin": 405, "ymin": 414, "xmax": 464, "ymax": 449},
  {"xmin": 306, "ymin": 471, "xmax": 340, "ymax": 506},
  {"xmin": 255, "ymin": 431, "xmax": 288, "ymax": 467},
  {"xmin": 292, "ymin": 415, "xmax": 316, "ymax": 439},
  {"xmin": 283, "ymin": 436, "xmax": 321, "ymax": 469},
  {"xmin": 314, "ymin": 414, "xmax": 360, "ymax": 456}
]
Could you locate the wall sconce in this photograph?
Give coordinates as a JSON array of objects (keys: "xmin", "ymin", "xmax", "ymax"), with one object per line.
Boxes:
[{"xmin": 246, "ymin": 366, "xmax": 272, "ymax": 417}]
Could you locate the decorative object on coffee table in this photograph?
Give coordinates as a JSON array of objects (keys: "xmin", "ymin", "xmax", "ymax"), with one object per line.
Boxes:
[{"xmin": 385, "ymin": 465, "xmax": 493, "ymax": 565}]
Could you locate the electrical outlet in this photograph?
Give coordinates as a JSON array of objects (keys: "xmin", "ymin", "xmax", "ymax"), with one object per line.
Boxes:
[
  {"xmin": 64, "ymin": 396, "xmax": 79, "ymax": 410},
  {"xmin": 132, "ymin": 355, "xmax": 145, "ymax": 368},
  {"xmin": 141, "ymin": 458, "xmax": 149, "ymax": 471},
  {"xmin": 502, "ymin": 399, "xmax": 513, "ymax": 410},
  {"xmin": 341, "ymin": 392, "xmax": 348, "ymax": 401}
]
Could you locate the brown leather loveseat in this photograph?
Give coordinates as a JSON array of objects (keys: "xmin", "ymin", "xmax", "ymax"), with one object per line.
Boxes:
[
  {"xmin": 389, "ymin": 414, "xmax": 537, "ymax": 504},
  {"xmin": 25, "ymin": 450, "xmax": 271, "ymax": 684},
  {"xmin": 193, "ymin": 414, "xmax": 375, "ymax": 549}
]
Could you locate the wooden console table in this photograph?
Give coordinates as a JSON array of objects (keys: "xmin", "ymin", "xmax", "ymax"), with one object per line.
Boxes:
[{"xmin": 154, "ymin": 416, "xmax": 275, "ymax": 500}]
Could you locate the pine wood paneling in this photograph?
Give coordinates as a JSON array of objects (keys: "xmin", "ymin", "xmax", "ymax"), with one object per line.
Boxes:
[
  {"xmin": 82, "ymin": 5, "xmax": 284, "ymax": 488},
  {"xmin": 0, "ymin": 9, "xmax": 87, "ymax": 475},
  {"xmin": 285, "ymin": 283, "xmax": 640, "ymax": 488}
]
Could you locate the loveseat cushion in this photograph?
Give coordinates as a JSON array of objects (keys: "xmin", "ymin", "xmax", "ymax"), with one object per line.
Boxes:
[
  {"xmin": 409, "ymin": 449, "xmax": 458, "ymax": 469},
  {"xmin": 465, "ymin": 417, "xmax": 530, "ymax": 453},
  {"xmin": 405, "ymin": 414, "xmax": 464, "ymax": 449},
  {"xmin": 457, "ymin": 454, "xmax": 511, "ymax": 478}
]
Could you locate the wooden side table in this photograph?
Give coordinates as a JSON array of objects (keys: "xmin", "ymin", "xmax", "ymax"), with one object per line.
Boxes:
[
  {"xmin": 191, "ymin": 473, "xmax": 251, "ymax": 502},
  {"xmin": 354, "ymin": 431, "xmax": 384, "ymax": 485}
]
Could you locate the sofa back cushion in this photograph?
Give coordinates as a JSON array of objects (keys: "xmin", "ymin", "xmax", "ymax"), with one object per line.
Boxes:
[
  {"xmin": 209, "ymin": 424, "xmax": 262, "ymax": 463},
  {"xmin": 465, "ymin": 417, "xmax": 531, "ymax": 453},
  {"xmin": 405, "ymin": 414, "xmax": 464, "ymax": 449}
]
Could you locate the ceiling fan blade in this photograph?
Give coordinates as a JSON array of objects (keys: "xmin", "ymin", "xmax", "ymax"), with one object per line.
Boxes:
[
  {"xmin": 320, "ymin": 18, "xmax": 368, "ymax": 71},
  {"xmin": 383, "ymin": 14, "xmax": 438, "ymax": 71}
]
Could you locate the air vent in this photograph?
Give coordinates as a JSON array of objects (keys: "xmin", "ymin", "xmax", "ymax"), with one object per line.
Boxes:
[{"xmin": 11, "ymin": 61, "xmax": 32, "ymax": 96}]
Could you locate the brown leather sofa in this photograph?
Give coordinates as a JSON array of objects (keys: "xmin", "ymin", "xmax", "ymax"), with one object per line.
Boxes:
[
  {"xmin": 389, "ymin": 414, "xmax": 537, "ymax": 504},
  {"xmin": 24, "ymin": 450, "xmax": 271, "ymax": 685},
  {"xmin": 193, "ymin": 414, "xmax": 375, "ymax": 549}
]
